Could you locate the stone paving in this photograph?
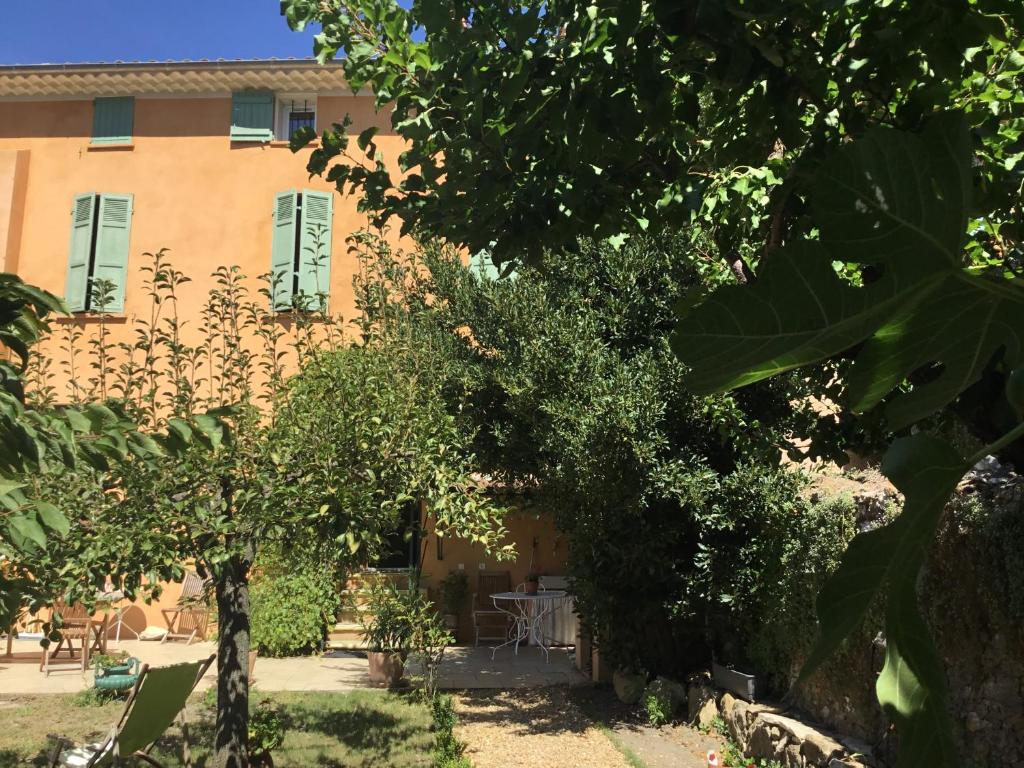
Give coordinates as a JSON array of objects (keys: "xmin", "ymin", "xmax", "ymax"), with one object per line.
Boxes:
[{"xmin": 0, "ymin": 637, "xmax": 584, "ymax": 694}]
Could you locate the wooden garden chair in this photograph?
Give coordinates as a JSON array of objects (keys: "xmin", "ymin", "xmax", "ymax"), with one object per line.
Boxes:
[
  {"xmin": 472, "ymin": 570, "xmax": 513, "ymax": 646},
  {"xmin": 40, "ymin": 602, "xmax": 102, "ymax": 676},
  {"xmin": 48, "ymin": 654, "xmax": 215, "ymax": 767},
  {"xmin": 161, "ymin": 572, "xmax": 210, "ymax": 645}
]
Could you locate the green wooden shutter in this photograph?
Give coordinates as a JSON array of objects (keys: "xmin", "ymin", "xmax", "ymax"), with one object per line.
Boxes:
[
  {"xmin": 297, "ymin": 189, "xmax": 333, "ymax": 309},
  {"xmin": 469, "ymin": 250, "xmax": 504, "ymax": 281},
  {"xmin": 231, "ymin": 91, "xmax": 275, "ymax": 142},
  {"xmin": 65, "ymin": 193, "xmax": 96, "ymax": 312},
  {"xmin": 271, "ymin": 191, "xmax": 299, "ymax": 309},
  {"xmin": 92, "ymin": 194, "xmax": 133, "ymax": 312},
  {"xmin": 91, "ymin": 97, "xmax": 135, "ymax": 145}
]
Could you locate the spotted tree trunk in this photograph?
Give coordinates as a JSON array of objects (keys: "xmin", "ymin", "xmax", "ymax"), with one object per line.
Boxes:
[{"xmin": 215, "ymin": 551, "xmax": 252, "ymax": 768}]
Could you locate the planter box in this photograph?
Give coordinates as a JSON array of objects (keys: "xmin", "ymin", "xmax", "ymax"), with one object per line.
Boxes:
[
  {"xmin": 367, "ymin": 651, "xmax": 406, "ymax": 687},
  {"xmin": 713, "ymin": 661, "xmax": 757, "ymax": 702}
]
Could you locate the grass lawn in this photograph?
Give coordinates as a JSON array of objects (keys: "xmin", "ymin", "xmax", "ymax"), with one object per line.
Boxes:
[{"xmin": 0, "ymin": 689, "xmax": 435, "ymax": 767}]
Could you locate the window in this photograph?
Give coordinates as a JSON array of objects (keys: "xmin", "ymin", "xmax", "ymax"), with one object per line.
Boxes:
[
  {"xmin": 275, "ymin": 95, "xmax": 317, "ymax": 141},
  {"xmin": 230, "ymin": 90, "xmax": 275, "ymax": 142},
  {"xmin": 270, "ymin": 189, "xmax": 334, "ymax": 310},
  {"xmin": 469, "ymin": 249, "xmax": 516, "ymax": 281},
  {"xmin": 231, "ymin": 92, "xmax": 317, "ymax": 142},
  {"xmin": 65, "ymin": 193, "xmax": 134, "ymax": 313},
  {"xmin": 91, "ymin": 97, "xmax": 134, "ymax": 145}
]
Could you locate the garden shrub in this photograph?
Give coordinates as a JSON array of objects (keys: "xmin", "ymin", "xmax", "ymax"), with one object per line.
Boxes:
[
  {"xmin": 248, "ymin": 699, "xmax": 285, "ymax": 768},
  {"xmin": 432, "ymin": 694, "xmax": 471, "ymax": 768},
  {"xmin": 355, "ymin": 231, "xmax": 822, "ymax": 678},
  {"xmin": 701, "ymin": 489, "xmax": 861, "ymax": 689},
  {"xmin": 644, "ymin": 691, "xmax": 670, "ymax": 727},
  {"xmin": 250, "ymin": 566, "xmax": 339, "ymax": 658}
]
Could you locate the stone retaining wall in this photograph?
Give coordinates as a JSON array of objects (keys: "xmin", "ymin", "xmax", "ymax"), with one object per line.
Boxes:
[
  {"xmin": 788, "ymin": 457, "xmax": 1024, "ymax": 767},
  {"xmin": 688, "ymin": 677, "xmax": 878, "ymax": 768}
]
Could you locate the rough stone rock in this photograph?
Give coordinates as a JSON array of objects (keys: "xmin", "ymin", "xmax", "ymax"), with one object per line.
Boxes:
[
  {"xmin": 747, "ymin": 720, "xmax": 776, "ymax": 759},
  {"xmin": 612, "ymin": 669, "xmax": 647, "ymax": 705},
  {"xmin": 965, "ymin": 711, "xmax": 987, "ymax": 733},
  {"xmin": 721, "ymin": 693, "xmax": 750, "ymax": 746},
  {"xmin": 828, "ymin": 760, "xmax": 867, "ymax": 768},
  {"xmin": 834, "ymin": 735, "xmax": 875, "ymax": 766},
  {"xmin": 786, "ymin": 742, "xmax": 804, "ymax": 768},
  {"xmin": 688, "ymin": 681, "xmax": 717, "ymax": 721},
  {"xmin": 697, "ymin": 697, "xmax": 720, "ymax": 730}
]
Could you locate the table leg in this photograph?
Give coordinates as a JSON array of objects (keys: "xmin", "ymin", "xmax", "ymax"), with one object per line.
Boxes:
[
  {"xmin": 529, "ymin": 600, "xmax": 559, "ymax": 662},
  {"xmin": 490, "ymin": 599, "xmax": 530, "ymax": 660}
]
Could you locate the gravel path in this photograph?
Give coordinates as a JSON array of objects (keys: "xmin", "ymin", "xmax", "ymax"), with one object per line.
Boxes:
[
  {"xmin": 611, "ymin": 721, "xmax": 724, "ymax": 768},
  {"xmin": 571, "ymin": 685, "xmax": 727, "ymax": 768},
  {"xmin": 455, "ymin": 687, "xmax": 632, "ymax": 768}
]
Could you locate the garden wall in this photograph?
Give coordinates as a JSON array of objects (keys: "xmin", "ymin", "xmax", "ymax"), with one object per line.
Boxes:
[{"xmin": 786, "ymin": 459, "xmax": 1024, "ymax": 767}]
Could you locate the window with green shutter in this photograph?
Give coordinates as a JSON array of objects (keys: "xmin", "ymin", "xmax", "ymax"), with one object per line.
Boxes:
[
  {"xmin": 270, "ymin": 191, "xmax": 298, "ymax": 309},
  {"xmin": 469, "ymin": 249, "xmax": 516, "ymax": 281},
  {"xmin": 270, "ymin": 189, "xmax": 333, "ymax": 311},
  {"xmin": 297, "ymin": 190, "xmax": 333, "ymax": 310},
  {"xmin": 64, "ymin": 193, "xmax": 134, "ymax": 313},
  {"xmin": 65, "ymin": 194, "xmax": 96, "ymax": 312},
  {"xmin": 231, "ymin": 91, "xmax": 275, "ymax": 142},
  {"xmin": 91, "ymin": 97, "xmax": 134, "ymax": 145}
]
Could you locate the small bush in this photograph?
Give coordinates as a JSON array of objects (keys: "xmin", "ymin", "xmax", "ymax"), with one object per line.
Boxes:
[
  {"xmin": 250, "ymin": 569, "xmax": 338, "ymax": 657},
  {"xmin": 70, "ymin": 688, "xmax": 107, "ymax": 707},
  {"xmin": 432, "ymin": 694, "xmax": 471, "ymax": 768},
  {"xmin": 644, "ymin": 691, "xmax": 670, "ymax": 727},
  {"xmin": 249, "ymin": 699, "xmax": 286, "ymax": 768}
]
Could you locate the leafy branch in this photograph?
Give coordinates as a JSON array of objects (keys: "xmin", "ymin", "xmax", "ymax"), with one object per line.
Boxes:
[{"xmin": 673, "ymin": 112, "xmax": 1022, "ymax": 766}]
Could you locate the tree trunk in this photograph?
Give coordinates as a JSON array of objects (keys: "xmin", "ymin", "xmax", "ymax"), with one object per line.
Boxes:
[{"xmin": 215, "ymin": 551, "xmax": 251, "ymax": 768}]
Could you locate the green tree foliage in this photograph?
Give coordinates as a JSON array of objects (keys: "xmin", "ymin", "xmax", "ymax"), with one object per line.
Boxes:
[
  {"xmin": 355, "ymin": 231, "xmax": 816, "ymax": 674},
  {"xmin": 25, "ymin": 248, "xmax": 507, "ymax": 767},
  {"xmin": 0, "ymin": 274, "xmax": 224, "ymax": 634},
  {"xmin": 282, "ymin": 0, "xmax": 1022, "ymax": 274},
  {"xmin": 674, "ymin": 116, "xmax": 1024, "ymax": 765},
  {"xmin": 273, "ymin": 343, "xmax": 511, "ymax": 559},
  {"xmin": 280, "ymin": 4, "xmax": 1023, "ymax": 761}
]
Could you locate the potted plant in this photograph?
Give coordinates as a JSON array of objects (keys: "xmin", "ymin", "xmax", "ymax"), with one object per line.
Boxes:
[
  {"xmin": 93, "ymin": 650, "xmax": 134, "ymax": 676},
  {"xmin": 524, "ymin": 572, "xmax": 540, "ymax": 595},
  {"xmin": 362, "ymin": 581, "xmax": 414, "ymax": 687},
  {"xmin": 440, "ymin": 571, "xmax": 469, "ymax": 633},
  {"xmin": 93, "ymin": 651, "xmax": 141, "ymax": 694}
]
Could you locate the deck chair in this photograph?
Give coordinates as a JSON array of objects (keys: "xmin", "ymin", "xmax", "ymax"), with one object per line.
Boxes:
[
  {"xmin": 41, "ymin": 603, "xmax": 96, "ymax": 676},
  {"xmin": 472, "ymin": 570, "xmax": 513, "ymax": 646},
  {"xmin": 48, "ymin": 654, "xmax": 215, "ymax": 768},
  {"xmin": 161, "ymin": 572, "xmax": 210, "ymax": 645}
]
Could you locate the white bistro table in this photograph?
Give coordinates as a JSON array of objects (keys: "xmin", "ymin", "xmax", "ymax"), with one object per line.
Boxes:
[
  {"xmin": 490, "ymin": 590, "xmax": 569, "ymax": 662},
  {"xmin": 95, "ymin": 590, "xmax": 139, "ymax": 645}
]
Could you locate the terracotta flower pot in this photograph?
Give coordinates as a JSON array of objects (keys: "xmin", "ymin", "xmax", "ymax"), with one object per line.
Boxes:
[
  {"xmin": 367, "ymin": 651, "xmax": 406, "ymax": 687},
  {"xmin": 525, "ymin": 579, "xmax": 539, "ymax": 595}
]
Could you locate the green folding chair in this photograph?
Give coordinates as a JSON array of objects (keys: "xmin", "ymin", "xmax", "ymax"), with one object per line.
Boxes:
[{"xmin": 48, "ymin": 654, "xmax": 215, "ymax": 768}]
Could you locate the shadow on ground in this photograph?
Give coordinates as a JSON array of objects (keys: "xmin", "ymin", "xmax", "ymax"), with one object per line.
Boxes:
[{"xmin": 571, "ymin": 685, "xmax": 726, "ymax": 768}]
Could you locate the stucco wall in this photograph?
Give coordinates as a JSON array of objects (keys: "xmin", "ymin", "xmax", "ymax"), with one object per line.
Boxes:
[
  {"xmin": 0, "ymin": 94, "xmax": 401, "ymax": 356},
  {"xmin": 2, "ymin": 93, "xmax": 567, "ymax": 637},
  {"xmin": 420, "ymin": 509, "xmax": 572, "ymax": 644}
]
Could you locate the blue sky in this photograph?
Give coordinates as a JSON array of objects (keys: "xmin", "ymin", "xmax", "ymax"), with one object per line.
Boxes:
[{"xmin": 0, "ymin": 1, "xmax": 345, "ymax": 65}]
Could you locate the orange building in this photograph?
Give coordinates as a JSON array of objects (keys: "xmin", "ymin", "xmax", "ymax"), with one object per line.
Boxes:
[{"xmin": 0, "ymin": 60, "xmax": 570, "ymax": 645}]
